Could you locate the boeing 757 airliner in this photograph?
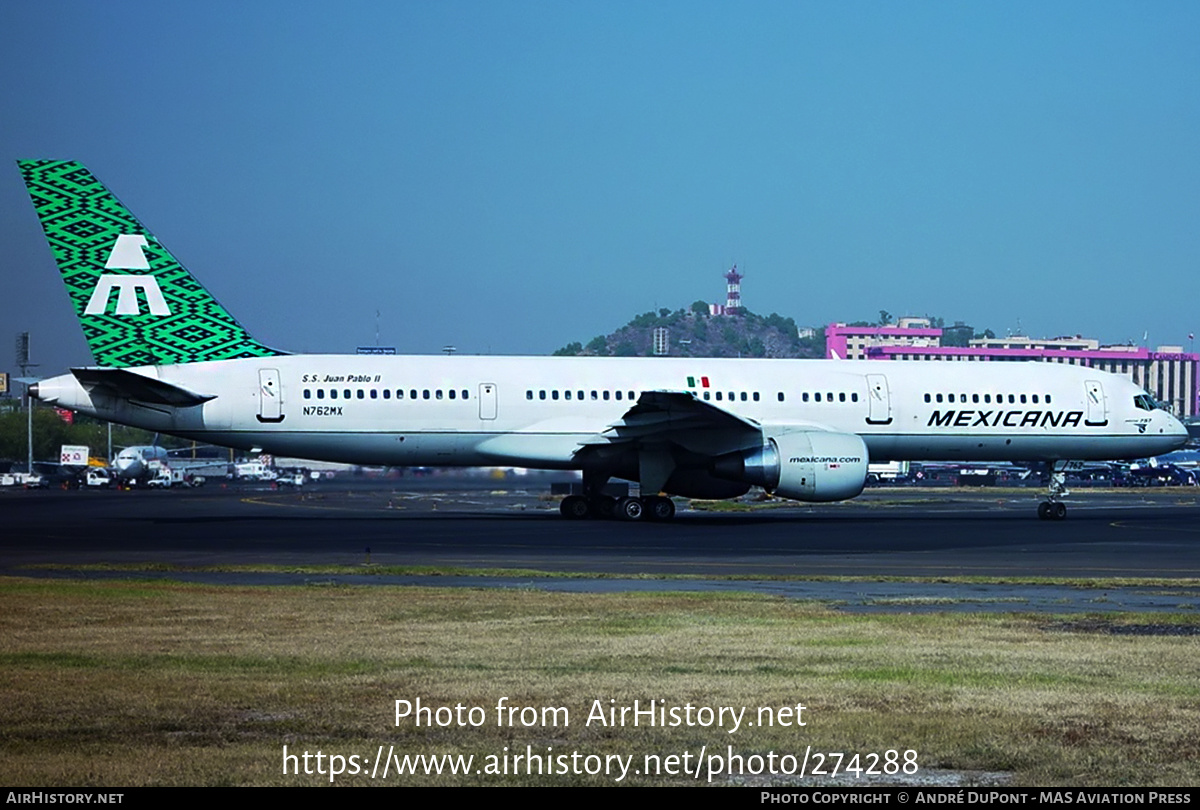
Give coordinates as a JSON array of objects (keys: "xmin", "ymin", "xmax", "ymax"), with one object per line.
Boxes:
[{"xmin": 18, "ymin": 160, "xmax": 1188, "ymax": 520}]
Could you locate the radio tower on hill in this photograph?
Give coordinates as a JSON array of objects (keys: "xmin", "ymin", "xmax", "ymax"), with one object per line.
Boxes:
[{"xmin": 724, "ymin": 264, "xmax": 743, "ymax": 312}]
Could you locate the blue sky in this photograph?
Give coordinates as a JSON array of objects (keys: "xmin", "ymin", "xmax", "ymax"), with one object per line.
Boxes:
[{"xmin": 3, "ymin": 1, "xmax": 1199, "ymax": 374}]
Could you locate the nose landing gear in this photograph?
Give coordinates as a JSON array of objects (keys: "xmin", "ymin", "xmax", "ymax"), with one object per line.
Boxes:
[{"xmin": 1037, "ymin": 463, "xmax": 1070, "ymax": 520}]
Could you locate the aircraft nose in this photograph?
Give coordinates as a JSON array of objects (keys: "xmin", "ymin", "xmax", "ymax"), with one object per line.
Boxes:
[{"xmin": 1166, "ymin": 413, "xmax": 1190, "ymax": 444}]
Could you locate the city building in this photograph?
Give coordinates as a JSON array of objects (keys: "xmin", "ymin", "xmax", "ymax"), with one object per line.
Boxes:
[
  {"xmin": 826, "ymin": 322, "xmax": 1199, "ymax": 418},
  {"xmin": 825, "ymin": 319, "xmax": 942, "ymax": 360}
]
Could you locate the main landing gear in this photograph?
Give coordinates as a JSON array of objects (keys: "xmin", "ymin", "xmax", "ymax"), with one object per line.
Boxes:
[
  {"xmin": 560, "ymin": 494, "xmax": 676, "ymax": 521},
  {"xmin": 1037, "ymin": 462, "xmax": 1070, "ymax": 521},
  {"xmin": 559, "ymin": 465, "xmax": 677, "ymax": 521}
]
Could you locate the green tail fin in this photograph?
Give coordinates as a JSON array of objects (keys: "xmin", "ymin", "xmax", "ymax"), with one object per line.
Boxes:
[{"xmin": 18, "ymin": 160, "xmax": 285, "ymax": 367}]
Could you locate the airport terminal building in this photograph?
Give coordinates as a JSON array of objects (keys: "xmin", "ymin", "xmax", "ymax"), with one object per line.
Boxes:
[{"xmin": 827, "ymin": 321, "xmax": 1199, "ymax": 418}]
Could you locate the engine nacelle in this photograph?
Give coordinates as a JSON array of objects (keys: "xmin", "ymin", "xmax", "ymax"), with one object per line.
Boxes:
[{"xmin": 711, "ymin": 430, "xmax": 869, "ymax": 502}]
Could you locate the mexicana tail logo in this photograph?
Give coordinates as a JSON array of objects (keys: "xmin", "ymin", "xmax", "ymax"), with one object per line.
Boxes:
[{"xmin": 83, "ymin": 235, "xmax": 171, "ymax": 316}]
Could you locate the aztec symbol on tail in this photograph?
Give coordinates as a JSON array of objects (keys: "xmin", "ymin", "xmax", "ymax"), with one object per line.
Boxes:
[{"xmin": 85, "ymin": 236, "xmax": 171, "ymax": 316}]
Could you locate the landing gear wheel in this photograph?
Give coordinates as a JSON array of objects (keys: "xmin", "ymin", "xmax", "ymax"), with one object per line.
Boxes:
[
  {"xmin": 1037, "ymin": 501, "xmax": 1068, "ymax": 520},
  {"xmin": 646, "ymin": 496, "xmax": 676, "ymax": 521},
  {"xmin": 560, "ymin": 495, "xmax": 590, "ymax": 519},
  {"xmin": 616, "ymin": 496, "xmax": 645, "ymax": 521},
  {"xmin": 590, "ymin": 495, "xmax": 617, "ymax": 518}
]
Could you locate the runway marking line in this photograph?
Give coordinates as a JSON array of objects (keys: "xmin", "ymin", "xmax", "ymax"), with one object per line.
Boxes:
[{"xmin": 240, "ymin": 495, "xmax": 405, "ymax": 512}]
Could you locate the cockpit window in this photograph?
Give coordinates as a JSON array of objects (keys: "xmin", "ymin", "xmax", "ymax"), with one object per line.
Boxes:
[{"xmin": 1134, "ymin": 393, "xmax": 1163, "ymax": 412}]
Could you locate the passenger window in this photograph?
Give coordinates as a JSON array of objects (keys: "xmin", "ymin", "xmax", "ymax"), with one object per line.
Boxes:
[
  {"xmin": 972, "ymin": 394, "xmax": 979, "ymax": 403},
  {"xmin": 851, "ymin": 393, "xmax": 858, "ymax": 402},
  {"xmin": 565, "ymin": 390, "xmax": 572, "ymax": 400},
  {"xmin": 603, "ymin": 391, "xmax": 610, "ymax": 401},
  {"xmin": 357, "ymin": 389, "xmax": 365, "ymax": 399},
  {"xmin": 703, "ymin": 391, "xmax": 710, "ymax": 400},
  {"xmin": 741, "ymin": 392, "xmax": 747, "ymax": 401},
  {"xmin": 935, "ymin": 394, "xmax": 943, "ymax": 403},
  {"xmin": 462, "ymin": 390, "xmax": 468, "ymax": 399},
  {"xmin": 716, "ymin": 392, "xmax": 723, "ymax": 401},
  {"xmin": 924, "ymin": 394, "xmax": 931, "ymax": 403},
  {"xmin": 436, "ymin": 390, "xmax": 443, "ymax": 400},
  {"xmin": 1020, "ymin": 394, "xmax": 1027, "ymax": 404},
  {"xmin": 423, "ymin": 390, "xmax": 430, "ymax": 400},
  {"xmin": 815, "ymin": 393, "xmax": 822, "ymax": 402},
  {"xmin": 527, "ymin": 390, "xmax": 533, "ymax": 400},
  {"xmin": 539, "ymin": 390, "xmax": 546, "ymax": 400},
  {"xmin": 616, "ymin": 391, "xmax": 623, "ymax": 401},
  {"xmin": 383, "ymin": 389, "xmax": 391, "ymax": 399},
  {"xmin": 577, "ymin": 391, "xmax": 583, "ymax": 400},
  {"xmin": 552, "ymin": 390, "xmax": 559, "ymax": 400},
  {"xmin": 803, "ymin": 392, "xmax": 810, "ymax": 402},
  {"xmin": 317, "ymin": 389, "xmax": 325, "ymax": 400},
  {"xmin": 304, "ymin": 389, "xmax": 311, "ymax": 399},
  {"xmin": 753, "ymin": 392, "xmax": 760, "ymax": 402},
  {"xmin": 370, "ymin": 390, "xmax": 377, "ymax": 399},
  {"xmin": 777, "ymin": 392, "xmax": 785, "ymax": 402},
  {"xmin": 839, "ymin": 392, "xmax": 846, "ymax": 402},
  {"xmin": 331, "ymin": 390, "xmax": 338, "ymax": 399},
  {"xmin": 410, "ymin": 389, "xmax": 417, "ymax": 400},
  {"xmin": 344, "ymin": 389, "xmax": 351, "ymax": 399}
]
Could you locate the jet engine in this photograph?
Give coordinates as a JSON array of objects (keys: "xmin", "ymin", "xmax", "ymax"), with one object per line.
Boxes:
[{"xmin": 711, "ymin": 430, "xmax": 869, "ymax": 502}]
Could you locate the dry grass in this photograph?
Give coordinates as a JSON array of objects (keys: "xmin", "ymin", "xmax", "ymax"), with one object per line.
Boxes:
[{"xmin": 1, "ymin": 576, "xmax": 1198, "ymax": 786}]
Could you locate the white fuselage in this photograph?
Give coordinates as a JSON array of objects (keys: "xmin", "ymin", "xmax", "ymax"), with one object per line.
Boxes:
[{"xmin": 35, "ymin": 355, "xmax": 1188, "ymax": 470}]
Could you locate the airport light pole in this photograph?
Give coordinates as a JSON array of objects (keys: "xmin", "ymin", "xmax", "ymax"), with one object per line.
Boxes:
[{"xmin": 26, "ymin": 381, "xmax": 33, "ymax": 474}]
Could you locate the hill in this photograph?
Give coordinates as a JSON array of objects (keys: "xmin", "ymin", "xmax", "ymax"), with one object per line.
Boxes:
[{"xmin": 553, "ymin": 301, "xmax": 824, "ymax": 359}]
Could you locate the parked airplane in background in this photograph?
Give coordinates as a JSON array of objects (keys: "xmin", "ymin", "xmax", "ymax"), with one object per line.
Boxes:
[
  {"xmin": 19, "ymin": 160, "xmax": 1189, "ymax": 520},
  {"xmin": 111, "ymin": 445, "xmax": 170, "ymax": 483}
]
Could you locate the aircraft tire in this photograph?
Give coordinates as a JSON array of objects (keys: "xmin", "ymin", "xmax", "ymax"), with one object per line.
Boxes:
[
  {"xmin": 589, "ymin": 495, "xmax": 617, "ymax": 518},
  {"xmin": 616, "ymin": 496, "xmax": 645, "ymax": 521},
  {"xmin": 560, "ymin": 495, "xmax": 590, "ymax": 519},
  {"xmin": 1037, "ymin": 502, "xmax": 1051, "ymax": 520},
  {"xmin": 646, "ymin": 496, "xmax": 675, "ymax": 521},
  {"xmin": 1053, "ymin": 502, "xmax": 1067, "ymax": 520}
]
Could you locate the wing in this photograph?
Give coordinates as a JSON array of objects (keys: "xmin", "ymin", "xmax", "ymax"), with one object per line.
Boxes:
[{"xmin": 584, "ymin": 390, "xmax": 762, "ymax": 456}]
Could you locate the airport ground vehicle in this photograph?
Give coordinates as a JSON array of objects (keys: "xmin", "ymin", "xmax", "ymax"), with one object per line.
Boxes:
[
  {"xmin": 19, "ymin": 160, "xmax": 1189, "ymax": 520},
  {"xmin": 146, "ymin": 469, "xmax": 206, "ymax": 488}
]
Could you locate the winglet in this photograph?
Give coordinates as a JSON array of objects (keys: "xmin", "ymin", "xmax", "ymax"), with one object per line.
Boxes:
[{"xmin": 18, "ymin": 160, "xmax": 286, "ymax": 367}]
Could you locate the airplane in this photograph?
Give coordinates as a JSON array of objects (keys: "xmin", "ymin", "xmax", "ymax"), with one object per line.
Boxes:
[
  {"xmin": 111, "ymin": 445, "xmax": 170, "ymax": 483},
  {"xmin": 18, "ymin": 159, "xmax": 1189, "ymax": 521}
]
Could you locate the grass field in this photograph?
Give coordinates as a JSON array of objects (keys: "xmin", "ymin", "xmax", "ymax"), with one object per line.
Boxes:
[{"xmin": 2, "ymin": 576, "xmax": 1198, "ymax": 786}]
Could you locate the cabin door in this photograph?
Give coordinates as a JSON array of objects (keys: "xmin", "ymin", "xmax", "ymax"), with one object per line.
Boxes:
[
  {"xmin": 479, "ymin": 383, "xmax": 498, "ymax": 420},
  {"xmin": 865, "ymin": 374, "xmax": 892, "ymax": 425},
  {"xmin": 1084, "ymin": 380, "xmax": 1108, "ymax": 426},
  {"xmin": 257, "ymin": 368, "xmax": 284, "ymax": 423}
]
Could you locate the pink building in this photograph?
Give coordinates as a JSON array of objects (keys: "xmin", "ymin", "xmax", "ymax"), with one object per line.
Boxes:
[{"xmin": 826, "ymin": 322, "xmax": 1199, "ymax": 418}]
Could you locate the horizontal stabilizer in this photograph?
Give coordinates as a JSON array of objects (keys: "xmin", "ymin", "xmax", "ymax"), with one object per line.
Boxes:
[{"xmin": 71, "ymin": 367, "xmax": 216, "ymax": 407}]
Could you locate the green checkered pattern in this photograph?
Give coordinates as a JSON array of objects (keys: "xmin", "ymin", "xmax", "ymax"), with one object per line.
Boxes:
[{"xmin": 19, "ymin": 160, "xmax": 283, "ymax": 367}]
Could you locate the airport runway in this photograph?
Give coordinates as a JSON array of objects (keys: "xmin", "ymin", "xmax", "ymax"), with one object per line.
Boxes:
[{"xmin": 4, "ymin": 479, "xmax": 1200, "ymax": 584}]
